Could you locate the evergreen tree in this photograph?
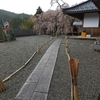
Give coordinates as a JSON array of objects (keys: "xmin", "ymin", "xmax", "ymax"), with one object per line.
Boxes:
[{"xmin": 35, "ymin": 6, "xmax": 43, "ymax": 15}]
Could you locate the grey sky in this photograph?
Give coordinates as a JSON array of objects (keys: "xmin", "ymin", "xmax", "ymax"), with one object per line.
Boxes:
[{"xmin": 0, "ymin": 0, "xmax": 87, "ymax": 15}]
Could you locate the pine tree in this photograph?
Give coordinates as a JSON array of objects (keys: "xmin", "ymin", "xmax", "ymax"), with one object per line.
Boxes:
[{"xmin": 35, "ymin": 6, "xmax": 43, "ymax": 15}]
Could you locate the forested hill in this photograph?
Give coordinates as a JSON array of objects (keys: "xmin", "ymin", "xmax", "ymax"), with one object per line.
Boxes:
[{"xmin": 0, "ymin": 9, "xmax": 30, "ymax": 19}]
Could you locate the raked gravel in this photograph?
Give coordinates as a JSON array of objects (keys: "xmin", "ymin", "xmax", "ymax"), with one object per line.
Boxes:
[
  {"xmin": 0, "ymin": 35, "xmax": 100, "ymax": 100},
  {"xmin": 0, "ymin": 35, "xmax": 56, "ymax": 100},
  {"xmin": 47, "ymin": 38, "xmax": 100, "ymax": 100}
]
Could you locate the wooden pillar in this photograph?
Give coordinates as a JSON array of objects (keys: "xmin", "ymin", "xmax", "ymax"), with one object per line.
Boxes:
[{"xmin": 91, "ymin": 28, "xmax": 93, "ymax": 37}]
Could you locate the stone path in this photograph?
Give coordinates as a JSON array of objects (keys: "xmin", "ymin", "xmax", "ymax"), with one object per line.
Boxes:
[{"xmin": 15, "ymin": 38, "xmax": 62, "ymax": 100}]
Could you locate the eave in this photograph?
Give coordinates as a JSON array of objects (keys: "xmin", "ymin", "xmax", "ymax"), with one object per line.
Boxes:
[
  {"xmin": 62, "ymin": 0, "xmax": 100, "ymax": 20},
  {"xmin": 64, "ymin": 10, "xmax": 100, "ymax": 20},
  {"xmin": 92, "ymin": 0, "xmax": 100, "ymax": 9}
]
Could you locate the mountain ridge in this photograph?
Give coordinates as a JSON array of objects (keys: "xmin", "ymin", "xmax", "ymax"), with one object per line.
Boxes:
[{"xmin": 0, "ymin": 9, "xmax": 31, "ymax": 19}]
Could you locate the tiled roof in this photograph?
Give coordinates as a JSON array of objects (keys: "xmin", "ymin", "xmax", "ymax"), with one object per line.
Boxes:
[
  {"xmin": 92, "ymin": 0, "xmax": 100, "ymax": 9},
  {"xmin": 63, "ymin": 0, "xmax": 99, "ymax": 13}
]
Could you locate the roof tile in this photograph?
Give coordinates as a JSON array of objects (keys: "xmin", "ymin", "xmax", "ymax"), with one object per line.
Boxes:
[{"xmin": 64, "ymin": 0, "xmax": 98, "ymax": 13}]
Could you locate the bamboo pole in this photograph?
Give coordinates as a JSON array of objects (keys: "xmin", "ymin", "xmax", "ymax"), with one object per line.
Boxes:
[
  {"xmin": 0, "ymin": 51, "xmax": 36, "ymax": 92},
  {"xmin": 66, "ymin": 48, "xmax": 70, "ymax": 60},
  {"xmin": 65, "ymin": 38, "xmax": 80, "ymax": 100},
  {"xmin": 3, "ymin": 52, "xmax": 37, "ymax": 82},
  {"xmin": 3, "ymin": 37, "xmax": 53, "ymax": 82},
  {"xmin": 65, "ymin": 39, "xmax": 74, "ymax": 100},
  {"xmin": 0, "ymin": 37, "xmax": 53, "ymax": 92},
  {"xmin": 3, "ymin": 37, "xmax": 52, "ymax": 82},
  {"xmin": 69, "ymin": 58, "xmax": 80, "ymax": 100},
  {"xmin": 65, "ymin": 39, "xmax": 70, "ymax": 60}
]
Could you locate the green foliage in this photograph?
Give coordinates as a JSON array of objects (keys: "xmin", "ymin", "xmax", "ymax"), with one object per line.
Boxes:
[
  {"xmin": 0, "ymin": 26, "xmax": 3, "ymax": 41},
  {"xmin": 8, "ymin": 17, "xmax": 33, "ymax": 29},
  {"xmin": 8, "ymin": 29, "xmax": 16, "ymax": 40},
  {"xmin": 35, "ymin": 6, "xmax": 43, "ymax": 15},
  {"xmin": 0, "ymin": 25, "xmax": 16, "ymax": 42},
  {"xmin": 0, "ymin": 9, "xmax": 32, "ymax": 29},
  {"xmin": 19, "ymin": 19, "xmax": 34, "ymax": 29},
  {"xmin": 9, "ymin": 17, "xmax": 24, "ymax": 29}
]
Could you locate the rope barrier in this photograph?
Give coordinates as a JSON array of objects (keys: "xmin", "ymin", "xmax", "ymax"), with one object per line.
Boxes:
[
  {"xmin": 3, "ymin": 52, "xmax": 37, "ymax": 82},
  {"xmin": 0, "ymin": 36, "xmax": 53, "ymax": 92},
  {"xmin": 65, "ymin": 37, "xmax": 70, "ymax": 60},
  {"xmin": 65, "ymin": 37, "xmax": 80, "ymax": 100}
]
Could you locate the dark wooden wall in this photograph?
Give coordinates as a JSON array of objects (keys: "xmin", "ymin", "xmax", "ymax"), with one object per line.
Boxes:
[{"xmin": 82, "ymin": 27, "xmax": 100, "ymax": 37}]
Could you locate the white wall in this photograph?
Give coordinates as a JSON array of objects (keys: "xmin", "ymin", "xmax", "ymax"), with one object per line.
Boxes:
[{"xmin": 83, "ymin": 13, "xmax": 99, "ymax": 27}]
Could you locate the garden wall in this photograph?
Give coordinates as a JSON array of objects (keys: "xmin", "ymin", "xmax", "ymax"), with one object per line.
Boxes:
[{"xmin": 14, "ymin": 29, "xmax": 36, "ymax": 37}]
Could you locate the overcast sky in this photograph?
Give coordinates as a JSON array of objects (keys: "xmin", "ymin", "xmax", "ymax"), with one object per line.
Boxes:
[{"xmin": 0, "ymin": 0, "xmax": 87, "ymax": 15}]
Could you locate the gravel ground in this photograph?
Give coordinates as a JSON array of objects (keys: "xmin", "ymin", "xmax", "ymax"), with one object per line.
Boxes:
[
  {"xmin": 0, "ymin": 35, "xmax": 100, "ymax": 100},
  {"xmin": 0, "ymin": 35, "xmax": 56, "ymax": 100},
  {"xmin": 47, "ymin": 38, "xmax": 100, "ymax": 100}
]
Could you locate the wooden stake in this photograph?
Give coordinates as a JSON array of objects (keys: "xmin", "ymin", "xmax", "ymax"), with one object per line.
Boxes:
[
  {"xmin": 74, "ymin": 85, "xmax": 79, "ymax": 100},
  {"xmin": 0, "ymin": 78, "xmax": 6, "ymax": 92},
  {"xmin": 50, "ymin": 37, "xmax": 52, "ymax": 40},
  {"xmin": 37, "ymin": 45, "xmax": 40, "ymax": 53},
  {"xmin": 71, "ymin": 83, "xmax": 74, "ymax": 100},
  {"xmin": 45, "ymin": 40, "xmax": 48, "ymax": 44},
  {"xmin": 69, "ymin": 58, "xmax": 80, "ymax": 100}
]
